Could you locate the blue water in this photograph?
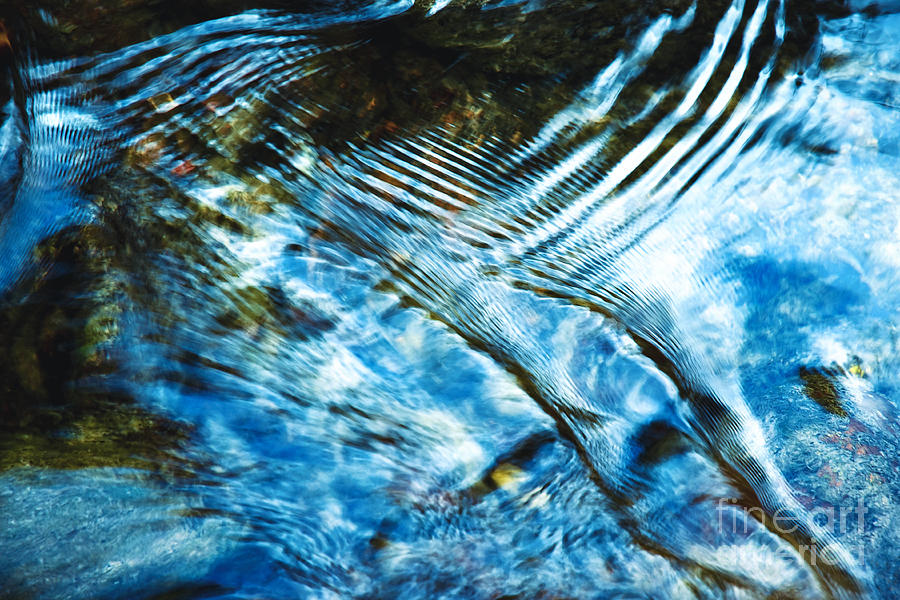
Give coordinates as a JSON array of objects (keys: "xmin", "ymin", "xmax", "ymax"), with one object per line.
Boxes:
[{"xmin": 1, "ymin": 1, "xmax": 899, "ymax": 598}]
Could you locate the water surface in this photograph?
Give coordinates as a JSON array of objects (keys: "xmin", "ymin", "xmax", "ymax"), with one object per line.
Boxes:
[{"xmin": 1, "ymin": 1, "xmax": 899, "ymax": 598}]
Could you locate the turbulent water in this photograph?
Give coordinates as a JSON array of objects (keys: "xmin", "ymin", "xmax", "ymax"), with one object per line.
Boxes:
[{"xmin": 1, "ymin": 0, "xmax": 900, "ymax": 598}]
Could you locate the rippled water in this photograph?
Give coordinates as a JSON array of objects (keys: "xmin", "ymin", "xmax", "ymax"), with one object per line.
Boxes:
[{"xmin": 2, "ymin": 1, "xmax": 900, "ymax": 598}]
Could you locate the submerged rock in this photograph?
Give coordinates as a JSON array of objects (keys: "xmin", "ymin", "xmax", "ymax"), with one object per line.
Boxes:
[
  {"xmin": 0, "ymin": 220, "xmax": 198, "ymax": 474},
  {"xmin": 405, "ymin": 0, "xmax": 692, "ymax": 76}
]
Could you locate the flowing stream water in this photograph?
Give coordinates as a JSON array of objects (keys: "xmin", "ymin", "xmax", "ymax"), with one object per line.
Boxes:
[{"xmin": 1, "ymin": 1, "xmax": 900, "ymax": 598}]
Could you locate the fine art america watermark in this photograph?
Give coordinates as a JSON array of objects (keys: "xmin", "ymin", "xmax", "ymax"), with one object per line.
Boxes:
[{"xmin": 716, "ymin": 497, "xmax": 870, "ymax": 566}]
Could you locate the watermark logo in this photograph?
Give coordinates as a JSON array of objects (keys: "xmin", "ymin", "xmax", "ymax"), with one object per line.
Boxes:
[{"xmin": 716, "ymin": 497, "xmax": 869, "ymax": 566}]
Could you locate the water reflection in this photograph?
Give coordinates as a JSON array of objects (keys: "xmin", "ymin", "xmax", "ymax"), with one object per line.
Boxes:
[{"xmin": 1, "ymin": 0, "xmax": 899, "ymax": 598}]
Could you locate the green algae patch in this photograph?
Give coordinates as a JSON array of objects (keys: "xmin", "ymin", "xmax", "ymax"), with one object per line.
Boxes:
[
  {"xmin": 798, "ymin": 366, "xmax": 848, "ymax": 417},
  {"xmin": 0, "ymin": 403, "xmax": 194, "ymax": 474}
]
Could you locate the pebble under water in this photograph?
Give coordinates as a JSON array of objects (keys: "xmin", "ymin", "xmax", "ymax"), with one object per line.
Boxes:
[{"xmin": 1, "ymin": 1, "xmax": 900, "ymax": 598}]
